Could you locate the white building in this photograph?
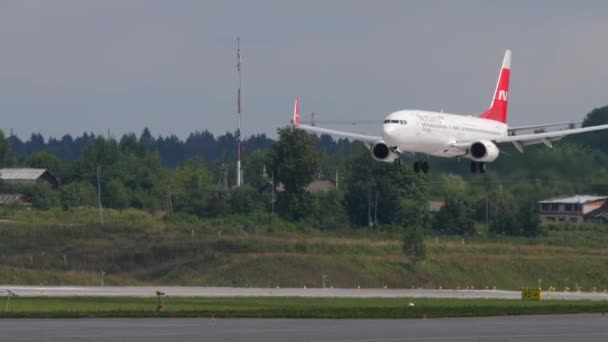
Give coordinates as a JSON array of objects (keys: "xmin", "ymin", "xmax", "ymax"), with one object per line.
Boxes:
[{"xmin": 538, "ymin": 195, "xmax": 608, "ymax": 224}]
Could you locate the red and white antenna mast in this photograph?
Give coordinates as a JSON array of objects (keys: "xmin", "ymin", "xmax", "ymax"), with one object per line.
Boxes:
[{"xmin": 236, "ymin": 37, "xmax": 243, "ymax": 187}]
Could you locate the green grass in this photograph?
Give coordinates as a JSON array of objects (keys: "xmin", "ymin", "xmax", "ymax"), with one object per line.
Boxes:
[
  {"xmin": 1, "ymin": 208, "xmax": 608, "ymax": 290},
  {"xmin": 0, "ymin": 297, "xmax": 607, "ymax": 318}
]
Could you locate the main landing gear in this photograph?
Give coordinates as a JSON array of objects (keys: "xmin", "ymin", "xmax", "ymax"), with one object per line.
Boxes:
[
  {"xmin": 413, "ymin": 160, "xmax": 429, "ymax": 174},
  {"xmin": 470, "ymin": 161, "xmax": 486, "ymax": 174},
  {"xmin": 394, "ymin": 158, "xmax": 429, "ymax": 174}
]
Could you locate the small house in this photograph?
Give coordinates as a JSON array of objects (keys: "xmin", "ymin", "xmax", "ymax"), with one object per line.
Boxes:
[{"xmin": 0, "ymin": 168, "xmax": 60, "ymax": 188}]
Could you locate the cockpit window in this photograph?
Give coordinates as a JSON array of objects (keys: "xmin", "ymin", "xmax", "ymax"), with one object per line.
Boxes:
[
  {"xmin": 390, "ymin": 120, "xmax": 399, "ymax": 123},
  {"xmin": 383, "ymin": 119, "xmax": 390, "ymax": 124},
  {"xmin": 400, "ymin": 120, "xmax": 407, "ymax": 125}
]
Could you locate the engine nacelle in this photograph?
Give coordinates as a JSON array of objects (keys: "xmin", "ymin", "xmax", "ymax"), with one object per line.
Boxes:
[
  {"xmin": 468, "ymin": 140, "xmax": 500, "ymax": 162},
  {"xmin": 371, "ymin": 141, "xmax": 399, "ymax": 163}
]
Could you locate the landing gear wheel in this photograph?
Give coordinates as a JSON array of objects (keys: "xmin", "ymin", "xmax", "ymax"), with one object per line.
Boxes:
[
  {"xmin": 393, "ymin": 158, "xmax": 403, "ymax": 166},
  {"xmin": 479, "ymin": 162, "xmax": 486, "ymax": 174},
  {"xmin": 470, "ymin": 161, "xmax": 478, "ymax": 174},
  {"xmin": 421, "ymin": 161, "xmax": 429, "ymax": 174},
  {"xmin": 413, "ymin": 161, "xmax": 421, "ymax": 173}
]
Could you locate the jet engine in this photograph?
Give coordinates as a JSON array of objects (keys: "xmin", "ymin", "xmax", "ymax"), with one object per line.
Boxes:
[
  {"xmin": 371, "ymin": 141, "xmax": 399, "ymax": 163},
  {"xmin": 468, "ymin": 140, "xmax": 500, "ymax": 162}
]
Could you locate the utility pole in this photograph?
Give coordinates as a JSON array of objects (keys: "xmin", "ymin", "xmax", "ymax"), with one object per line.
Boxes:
[
  {"xmin": 335, "ymin": 168, "xmax": 339, "ymax": 190},
  {"xmin": 485, "ymin": 194, "xmax": 489, "ymax": 225},
  {"xmin": 97, "ymin": 164, "xmax": 104, "ymax": 224},
  {"xmin": 222, "ymin": 163, "xmax": 229, "ymax": 191},
  {"xmin": 236, "ymin": 37, "xmax": 243, "ymax": 187},
  {"xmin": 374, "ymin": 190, "xmax": 378, "ymax": 226},
  {"xmin": 271, "ymin": 171, "xmax": 275, "ymax": 217},
  {"xmin": 368, "ymin": 181, "xmax": 372, "ymax": 227},
  {"xmin": 166, "ymin": 186, "xmax": 173, "ymax": 215}
]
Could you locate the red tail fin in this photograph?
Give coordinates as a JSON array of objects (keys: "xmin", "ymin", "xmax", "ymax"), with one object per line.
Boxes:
[
  {"xmin": 293, "ymin": 98, "xmax": 300, "ymax": 126},
  {"xmin": 480, "ymin": 50, "xmax": 511, "ymax": 123}
]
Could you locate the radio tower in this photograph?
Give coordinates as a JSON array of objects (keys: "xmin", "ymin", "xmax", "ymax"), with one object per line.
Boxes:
[{"xmin": 236, "ymin": 37, "xmax": 243, "ymax": 187}]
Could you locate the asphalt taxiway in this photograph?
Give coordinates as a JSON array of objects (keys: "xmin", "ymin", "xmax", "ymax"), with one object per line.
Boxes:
[
  {"xmin": 2, "ymin": 314, "xmax": 608, "ymax": 342},
  {"xmin": 2, "ymin": 286, "xmax": 608, "ymax": 300}
]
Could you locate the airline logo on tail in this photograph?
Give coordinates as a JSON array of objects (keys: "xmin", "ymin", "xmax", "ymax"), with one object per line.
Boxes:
[
  {"xmin": 293, "ymin": 98, "xmax": 300, "ymax": 126},
  {"xmin": 498, "ymin": 90, "xmax": 508, "ymax": 101},
  {"xmin": 480, "ymin": 50, "xmax": 511, "ymax": 123}
]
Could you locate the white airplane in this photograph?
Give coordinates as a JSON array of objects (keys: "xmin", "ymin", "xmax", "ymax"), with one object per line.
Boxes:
[{"xmin": 293, "ymin": 50, "xmax": 608, "ymax": 174}]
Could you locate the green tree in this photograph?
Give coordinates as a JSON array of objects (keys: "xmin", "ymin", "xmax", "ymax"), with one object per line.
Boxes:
[
  {"xmin": 489, "ymin": 191, "xmax": 520, "ymax": 235},
  {"xmin": 269, "ymin": 127, "xmax": 320, "ymax": 193},
  {"xmin": 572, "ymin": 106, "xmax": 608, "ymax": 153},
  {"xmin": 104, "ymin": 179, "xmax": 129, "ymax": 209},
  {"xmin": 28, "ymin": 151, "xmax": 64, "ymax": 180},
  {"xmin": 66, "ymin": 136, "xmax": 120, "ymax": 187},
  {"xmin": 243, "ymin": 149, "xmax": 271, "ymax": 189},
  {"xmin": 26, "ymin": 184, "xmax": 61, "ymax": 210},
  {"xmin": 402, "ymin": 225, "xmax": 427, "ymax": 263},
  {"xmin": 0, "ymin": 130, "xmax": 16, "ymax": 167},
  {"xmin": 314, "ymin": 190, "xmax": 349, "ymax": 230},
  {"xmin": 119, "ymin": 133, "xmax": 147, "ymax": 158},
  {"xmin": 117, "ymin": 153, "xmax": 166, "ymax": 210},
  {"xmin": 433, "ymin": 199, "xmax": 476, "ymax": 236},
  {"xmin": 517, "ymin": 201, "xmax": 542, "ymax": 237},
  {"xmin": 60, "ymin": 181, "xmax": 97, "ymax": 209},
  {"xmin": 591, "ymin": 171, "xmax": 608, "ymax": 194},
  {"xmin": 204, "ymin": 191, "xmax": 228, "ymax": 218},
  {"xmin": 430, "ymin": 174, "xmax": 469, "ymax": 201},
  {"xmin": 343, "ymin": 147, "xmax": 428, "ymax": 227},
  {"xmin": 171, "ymin": 158, "xmax": 211, "ymax": 217},
  {"xmin": 229, "ymin": 185, "xmax": 262, "ymax": 214},
  {"xmin": 139, "ymin": 127, "xmax": 155, "ymax": 148},
  {"xmin": 275, "ymin": 190, "xmax": 318, "ymax": 221},
  {"xmin": 268, "ymin": 127, "xmax": 321, "ymax": 220},
  {"xmin": 64, "ymin": 135, "xmax": 168, "ymax": 212}
]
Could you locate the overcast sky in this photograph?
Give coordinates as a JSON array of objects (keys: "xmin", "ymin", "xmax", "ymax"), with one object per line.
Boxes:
[{"xmin": 0, "ymin": 1, "xmax": 607, "ymax": 140}]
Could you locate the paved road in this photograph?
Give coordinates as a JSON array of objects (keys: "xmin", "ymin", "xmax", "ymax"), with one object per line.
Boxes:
[
  {"xmin": 2, "ymin": 285, "xmax": 608, "ymax": 300},
  {"xmin": 2, "ymin": 315, "xmax": 608, "ymax": 342}
]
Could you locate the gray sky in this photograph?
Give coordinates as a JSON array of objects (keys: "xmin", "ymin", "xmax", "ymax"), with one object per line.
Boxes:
[{"xmin": 1, "ymin": 1, "xmax": 607, "ymax": 140}]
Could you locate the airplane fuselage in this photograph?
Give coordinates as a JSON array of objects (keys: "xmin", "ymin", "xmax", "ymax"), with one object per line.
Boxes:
[
  {"xmin": 382, "ymin": 110, "xmax": 508, "ymax": 158},
  {"xmin": 294, "ymin": 50, "xmax": 608, "ymax": 174}
]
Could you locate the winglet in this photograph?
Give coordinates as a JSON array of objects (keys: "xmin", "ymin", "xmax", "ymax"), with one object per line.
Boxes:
[
  {"xmin": 293, "ymin": 98, "xmax": 300, "ymax": 126},
  {"xmin": 480, "ymin": 50, "xmax": 511, "ymax": 123}
]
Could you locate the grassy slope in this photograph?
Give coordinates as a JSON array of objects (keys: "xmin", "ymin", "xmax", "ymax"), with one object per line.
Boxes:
[
  {"xmin": 1, "ymin": 297, "xmax": 607, "ymax": 318},
  {"xmin": 0, "ymin": 208, "xmax": 608, "ymax": 290}
]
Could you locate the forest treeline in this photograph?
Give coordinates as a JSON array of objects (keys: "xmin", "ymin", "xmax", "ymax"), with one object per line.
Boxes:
[
  {"xmin": 0, "ymin": 106, "xmax": 606, "ymax": 239},
  {"xmin": 8, "ymin": 128, "xmax": 356, "ymax": 168}
]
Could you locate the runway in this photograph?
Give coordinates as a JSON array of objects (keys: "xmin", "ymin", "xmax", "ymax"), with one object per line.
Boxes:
[
  {"xmin": 2, "ymin": 285, "xmax": 608, "ymax": 300},
  {"xmin": 2, "ymin": 314, "xmax": 608, "ymax": 342}
]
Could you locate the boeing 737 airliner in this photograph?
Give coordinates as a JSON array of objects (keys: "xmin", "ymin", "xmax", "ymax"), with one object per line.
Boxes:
[{"xmin": 293, "ymin": 50, "xmax": 608, "ymax": 173}]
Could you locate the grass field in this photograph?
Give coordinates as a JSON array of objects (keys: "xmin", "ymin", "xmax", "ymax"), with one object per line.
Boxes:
[
  {"xmin": 1, "ymin": 208, "xmax": 608, "ymax": 291},
  {"xmin": 1, "ymin": 297, "xmax": 607, "ymax": 318}
]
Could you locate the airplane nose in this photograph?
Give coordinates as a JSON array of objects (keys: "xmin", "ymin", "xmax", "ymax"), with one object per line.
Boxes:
[{"xmin": 383, "ymin": 124, "xmax": 398, "ymax": 144}]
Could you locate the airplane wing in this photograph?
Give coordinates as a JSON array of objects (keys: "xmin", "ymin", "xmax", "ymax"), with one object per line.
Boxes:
[
  {"xmin": 297, "ymin": 124, "xmax": 382, "ymax": 145},
  {"xmin": 494, "ymin": 124, "xmax": 608, "ymax": 152},
  {"xmin": 508, "ymin": 121, "xmax": 580, "ymax": 133},
  {"xmin": 292, "ymin": 99, "xmax": 382, "ymax": 146},
  {"xmin": 508, "ymin": 121, "xmax": 582, "ymax": 135}
]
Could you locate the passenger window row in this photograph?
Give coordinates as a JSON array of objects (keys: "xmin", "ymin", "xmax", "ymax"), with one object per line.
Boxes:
[{"xmin": 383, "ymin": 119, "xmax": 407, "ymax": 125}]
